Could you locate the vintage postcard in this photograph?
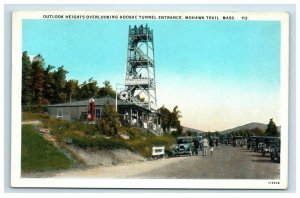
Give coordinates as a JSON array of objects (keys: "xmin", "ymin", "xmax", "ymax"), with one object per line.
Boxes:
[{"xmin": 11, "ymin": 10, "xmax": 289, "ymax": 189}]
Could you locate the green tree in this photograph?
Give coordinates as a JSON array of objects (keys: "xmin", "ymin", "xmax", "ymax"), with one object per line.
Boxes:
[
  {"xmin": 52, "ymin": 66, "xmax": 68, "ymax": 103},
  {"xmin": 170, "ymin": 106, "xmax": 181, "ymax": 126},
  {"xmin": 251, "ymin": 127, "xmax": 264, "ymax": 136},
  {"xmin": 31, "ymin": 54, "xmax": 45, "ymax": 104},
  {"xmin": 214, "ymin": 131, "xmax": 220, "ymax": 138},
  {"xmin": 65, "ymin": 79, "xmax": 79, "ymax": 102},
  {"xmin": 97, "ymin": 101, "xmax": 120, "ymax": 136},
  {"xmin": 98, "ymin": 80, "xmax": 116, "ymax": 98},
  {"xmin": 186, "ymin": 130, "xmax": 193, "ymax": 136},
  {"xmin": 22, "ymin": 51, "xmax": 33, "ymax": 105},
  {"xmin": 78, "ymin": 78, "xmax": 99, "ymax": 100},
  {"xmin": 158, "ymin": 106, "xmax": 172, "ymax": 132},
  {"xmin": 43, "ymin": 65, "xmax": 55, "ymax": 104},
  {"xmin": 265, "ymin": 118, "xmax": 279, "ymax": 137},
  {"xmin": 158, "ymin": 105, "xmax": 183, "ymax": 136}
]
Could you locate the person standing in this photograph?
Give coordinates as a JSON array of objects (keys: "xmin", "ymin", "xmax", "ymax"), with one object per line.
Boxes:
[
  {"xmin": 193, "ymin": 138, "xmax": 199, "ymax": 155},
  {"xmin": 199, "ymin": 138, "xmax": 203, "ymax": 151},
  {"xmin": 203, "ymin": 137, "xmax": 209, "ymax": 156},
  {"xmin": 209, "ymin": 138, "xmax": 214, "ymax": 156},
  {"xmin": 191, "ymin": 141, "xmax": 195, "ymax": 156}
]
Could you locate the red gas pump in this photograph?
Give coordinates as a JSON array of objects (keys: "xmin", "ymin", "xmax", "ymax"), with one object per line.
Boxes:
[{"xmin": 87, "ymin": 98, "xmax": 95, "ymax": 122}]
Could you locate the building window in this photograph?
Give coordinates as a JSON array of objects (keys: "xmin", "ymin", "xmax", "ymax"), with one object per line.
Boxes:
[
  {"xmin": 96, "ymin": 109, "xmax": 101, "ymax": 119},
  {"xmin": 57, "ymin": 108, "xmax": 63, "ymax": 119}
]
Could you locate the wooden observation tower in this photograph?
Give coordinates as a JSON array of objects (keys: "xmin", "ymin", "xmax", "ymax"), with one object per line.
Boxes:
[{"xmin": 124, "ymin": 24, "xmax": 157, "ymax": 112}]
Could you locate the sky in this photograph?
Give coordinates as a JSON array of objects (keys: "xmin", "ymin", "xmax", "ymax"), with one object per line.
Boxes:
[{"xmin": 22, "ymin": 19, "xmax": 281, "ymax": 131}]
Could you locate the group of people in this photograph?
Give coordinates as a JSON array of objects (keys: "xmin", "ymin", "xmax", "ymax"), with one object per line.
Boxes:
[{"xmin": 191, "ymin": 137, "xmax": 219, "ymax": 156}]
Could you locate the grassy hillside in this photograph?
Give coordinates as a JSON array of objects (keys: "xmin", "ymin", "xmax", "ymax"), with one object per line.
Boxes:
[
  {"xmin": 42, "ymin": 118, "xmax": 176, "ymax": 158},
  {"xmin": 22, "ymin": 125, "xmax": 74, "ymax": 173},
  {"xmin": 22, "ymin": 112, "xmax": 50, "ymax": 121},
  {"xmin": 21, "ymin": 114, "xmax": 176, "ymax": 173}
]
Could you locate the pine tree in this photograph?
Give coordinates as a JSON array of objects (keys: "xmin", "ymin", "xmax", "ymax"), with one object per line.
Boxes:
[
  {"xmin": 22, "ymin": 51, "xmax": 33, "ymax": 105},
  {"xmin": 53, "ymin": 66, "xmax": 68, "ymax": 103},
  {"xmin": 265, "ymin": 118, "xmax": 279, "ymax": 137},
  {"xmin": 31, "ymin": 54, "xmax": 45, "ymax": 104},
  {"xmin": 43, "ymin": 65, "xmax": 55, "ymax": 104},
  {"xmin": 97, "ymin": 101, "xmax": 120, "ymax": 136}
]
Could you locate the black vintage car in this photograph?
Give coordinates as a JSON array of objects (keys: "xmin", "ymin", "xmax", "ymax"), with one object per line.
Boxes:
[
  {"xmin": 261, "ymin": 136, "xmax": 280, "ymax": 156},
  {"xmin": 270, "ymin": 139, "xmax": 280, "ymax": 163}
]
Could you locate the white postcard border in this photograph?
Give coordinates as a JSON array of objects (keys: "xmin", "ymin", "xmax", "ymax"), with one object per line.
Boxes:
[{"xmin": 11, "ymin": 10, "xmax": 289, "ymax": 189}]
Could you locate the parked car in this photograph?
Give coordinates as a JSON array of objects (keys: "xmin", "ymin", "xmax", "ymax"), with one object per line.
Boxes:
[
  {"xmin": 220, "ymin": 136, "xmax": 228, "ymax": 145},
  {"xmin": 256, "ymin": 137, "xmax": 266, "ymax": 153},
  {"xmin": 228, "ymin": 137, "xmax": 233, "ymax": 145},
  {"xmin": 270, "ymin": 140, "xmax": 280, "ymax": 163},
  {"xmin": 233, "ymin": 136, "xmax": 243, "ymax": 147},
  {"xmin": 247, "ymin": 136, "xmax": 257, "ymax": 150},
  {"xmin": 172, "ymin": 136, "xmax": 193, "ymax": 156},
  {"xmin": 261, "ymin": 136, "xmax": 280, "ymax": 156}
]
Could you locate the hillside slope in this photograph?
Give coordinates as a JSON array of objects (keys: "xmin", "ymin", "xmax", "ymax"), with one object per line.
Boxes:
[{"xmin": 220, "ymin": 122, "xmax": 281, "ymax": 134}]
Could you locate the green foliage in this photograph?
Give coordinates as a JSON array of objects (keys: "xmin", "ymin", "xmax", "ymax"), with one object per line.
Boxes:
[
  {"xmin": 42, "ymin": 118, "xmax": 95, "ymax": 142},
  {"xmin": 158, "ymin": 105, "xmax": 183, "ymax": 136},
  {"xmin": 24, "ymin": 112, "xmax": 177, "ymax": 167},
  {"xmin": 43, "ymin": 65, "xmax": 56, "ymax": 104},
  {"xmin": 226, "ymin": 127, "xmax": 265, "ymax": 138},
  {"xmin": 31, "ymin": 54, "xmax": 45, "ymax": 104},
  {"xmin": 96, "ymin": 101, "xmax": 120, "ymax": 136},
  {"xmin": 22, "ymin": 104, "xmax": 47, "ymax": 113},
  {"xmin": 21, "ymin": 125, "xmax": 73, "ymax": 173},
  {"xmin": 21, "ymin": 51, "xmax": 117, "ymax": 107},
  {"xmin": 22, "ymin": 112, "xmax": 50, "ymax": 121},
  {"xmin": 265, "ymin": 118, "xmax": 279, "ymax": 137},
  {"xmin": 251, "ymin": 127, "xmax": 264, "ymax": 136},
  {"xmin": 52, "ymin": 66, "xmax": 69, "ymax": 103},
  {"xmin": 186, "ymin": 130, "xmax": 193, "ymax": 136},
  {"xmin": 98, "ymin": 80, "xmax": 116, "ymax": 98},
  {"xmin": 65, "ymin": 79, "xmax": 79, "ymax": 102},
  {"xmin": 126, "ymin": 133, "xmax": 176, "ymax": 158},
  {"xmin": 78, "ymin": 78, "xmax": 99, "ymax": 100},
  {"xmin": 158, "ymin": 106, "xmax": 171, "ymax": 132},
  {"xmin": 72, "ymin": 135, "xmax": 129, "ymax": 150},
  {"xmin": 22, "ymin": 51, "xmax": 33, "ymax": 105}
]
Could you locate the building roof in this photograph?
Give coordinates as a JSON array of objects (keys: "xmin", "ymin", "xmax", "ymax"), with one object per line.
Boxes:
[{"xmin": 47, "ymin": 96, "xmax": 151, "ymax": 112}]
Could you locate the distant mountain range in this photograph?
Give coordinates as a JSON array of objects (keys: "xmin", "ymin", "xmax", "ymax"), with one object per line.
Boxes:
[
  {"xmin": 220, "ymin": 122, "xmax": 269, "ymax": 134},
  {"xmin": 183, "ymin": 122, "xmax": 281, "ymax": 134},
  {"xmin": 182, "ymin": 126, "xmax": 205, "ymax": 134}
]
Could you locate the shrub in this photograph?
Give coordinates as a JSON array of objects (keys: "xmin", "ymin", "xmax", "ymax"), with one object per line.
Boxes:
[
  {"xmin": 96, "ymin": 102, "xmax": 120, "ymax": 136},
  {"xmin": 71, "ymin": 135, "xmax": 129, "ymax": 150}
]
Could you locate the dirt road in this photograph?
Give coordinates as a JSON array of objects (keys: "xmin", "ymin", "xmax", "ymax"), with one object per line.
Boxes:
[{"xmin": 54, "ymin": 145, "xmax": 280, "ymax": 179}]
